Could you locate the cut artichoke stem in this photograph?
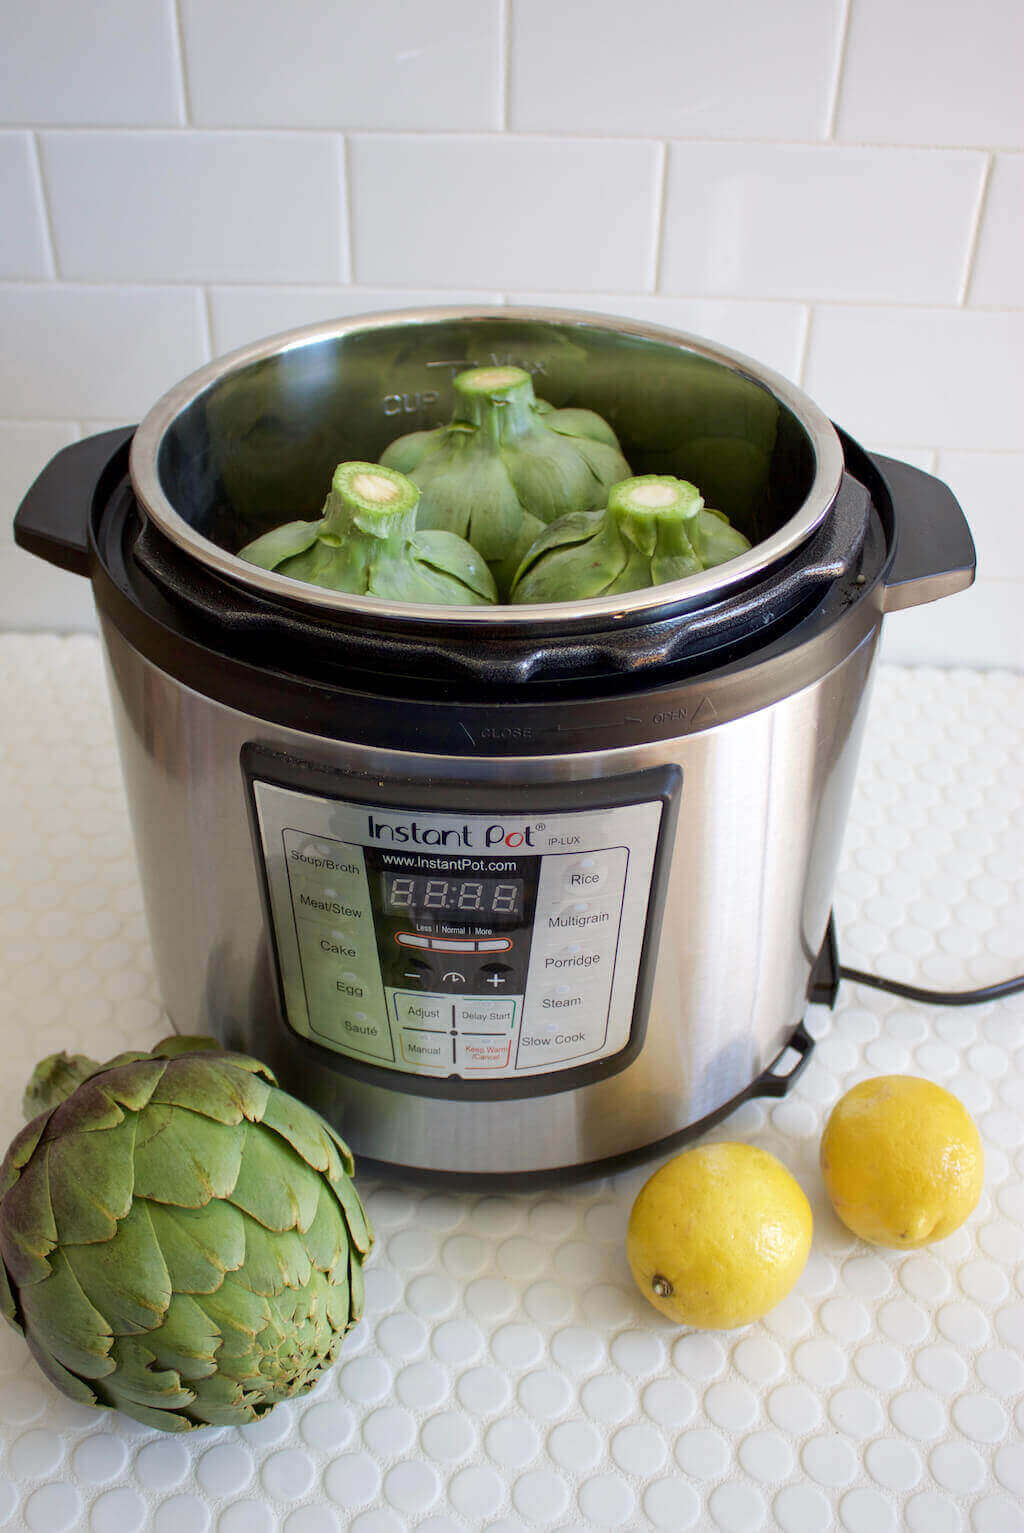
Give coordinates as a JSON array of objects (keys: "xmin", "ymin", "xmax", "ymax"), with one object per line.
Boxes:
[
  {"xmin": 451, "ymin": 365, "xmax": 536, "ymax": 439},
  {"xmin": 321, "ymin": 460, "xmax": 420, "ymax": 542},
  {"xmin": 608, "ymin": 474, "xmax": 703, "ymax": 552}
]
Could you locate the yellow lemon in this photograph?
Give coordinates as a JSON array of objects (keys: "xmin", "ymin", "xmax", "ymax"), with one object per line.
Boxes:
[
  {"xmin": 820, "ymin": 1075, "xmax": 984, "ymax": 1248},
  {"xmin": 626, "ymin": 1142, "xmax": 812, "ymax": 1329}
]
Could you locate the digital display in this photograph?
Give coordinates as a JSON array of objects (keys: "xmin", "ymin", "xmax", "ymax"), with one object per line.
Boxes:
[{"xmin": 381, "ymin": 873, "xmax": 523, "ymax": 921}]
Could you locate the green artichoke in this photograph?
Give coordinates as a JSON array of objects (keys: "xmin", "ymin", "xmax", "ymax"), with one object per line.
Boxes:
[
  {"xmin": 0, "ymin": 1035, "xmax": 372, "ymax": 1432},
  {"xmin": 510, "ymin": 474, "xmax": 752, "ymax": 604},
  {"xmin": 238, "ymin": 460, "xmax": 497, "ymax": 605},
  {"xmin": 380, "ymin": 365, "xmax": 632, "ymax": 597}
]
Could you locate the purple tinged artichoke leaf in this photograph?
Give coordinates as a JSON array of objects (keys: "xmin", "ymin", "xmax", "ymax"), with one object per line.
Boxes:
[
  {"xmin": 25, "ymin": 1331, "xmax": 99, "ymax": 1405},
  {"xmin": 0, "ymin": 1143, "xmax": 57, "ymax": 1285},
  {"xmin": 237, "ymin": 1217, "xmax": 311, "ymax": 1298},
  {"xmin": 47, "ymin": 1111, "xmax": 137, "ymax": 1245},
  {"xmin": 149, "ymin": 1057, "xmax": 272, "ymax": 1126},
  {"xmin": 133, "ymin": 1104, "xmax": 245, "ymax": 1207},
  {"xmin": 65, "ymin": 1199, "xmax": 171, "ymax": 1336},
  {"xmin": 0, "ymin": 1118, "xmax": 49, "ymax": 1199},
  {"xmin": 0, "ymin": 1257, "xmax": 22, "ymax": 1332},
  {"xmin": 229, "ymin": 1125, "xmax": 322, "ymax": 1234},
  {"xmin": 18, "ymin": 1246, "xmax": 115, "ymax": 1378},
  {"xmin": 142, "ymin": 1198, "xmax": 245, "ymax": 1295}
]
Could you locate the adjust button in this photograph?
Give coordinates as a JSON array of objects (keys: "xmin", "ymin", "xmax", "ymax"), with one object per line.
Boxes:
[{"xmin": 393, "ymin": 992, "xmax": 451, "ymax": 1030}]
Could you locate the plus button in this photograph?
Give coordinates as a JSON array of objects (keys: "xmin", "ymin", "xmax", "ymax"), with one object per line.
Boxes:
[{"xmin": 485, "ymin": 973, "xmax": 506, "ymax": 988}]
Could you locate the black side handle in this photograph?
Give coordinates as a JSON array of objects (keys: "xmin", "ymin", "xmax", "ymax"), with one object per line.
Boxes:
[
  {"xmin": 13, "ymin": 427, "xmax": 136, "ymax": 577},
  {"xmin": 749, "ymin": 1024, "xmax": 815, "ymax": 1100},
  {"xmin": 870, "ymin": 452, "xmax": 976, "ymax": 612}
]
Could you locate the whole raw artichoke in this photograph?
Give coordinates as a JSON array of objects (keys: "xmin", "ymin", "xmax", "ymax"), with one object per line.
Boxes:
[
  {"xmin": 380, "ymin": 365, "xmax": 632, "ymax": 597},
  {"xmin": 0, "ymin": 1036, "xmax": 372, "ymax": 1432},
  {"xmin": 238, "ymin": 459, "xmax": 497, "ymax": 605},
  {"xmin": 510, "ymin": 474, "xmax": 752, "ymax": 604}
]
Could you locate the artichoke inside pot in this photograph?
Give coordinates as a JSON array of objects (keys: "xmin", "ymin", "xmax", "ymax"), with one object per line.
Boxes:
[{"xmin": 0, "ymin": 1036, "xmax": 372, "ymax": 1432}]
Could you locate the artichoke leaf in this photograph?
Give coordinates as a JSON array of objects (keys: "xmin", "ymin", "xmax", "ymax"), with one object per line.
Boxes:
[
  {"xmin": 65, "ymin": 1199, "xmax": 171, "ymax": 1337},
  {"xmin": 101, "ymin": 1392, "xmax": 196, "ymax": 1432},
  {"xmin": 321, "ymin": 1122, "xmax": 356, "ymax": 1181},
  {"xmin": 237, "ymin": 1215, "xmax": 311, "ymax": 1298},
  {"xmin": 150, "ymin": 1056, "xmax": 272, "ymax": 1127},
  {"xmin": 151, "ymin": 1035, "xmax": 225, "ymax": 1058},
  {"xmin": 347, "ymin": 1239, "xmax": 365, "ymax": 1328},
  {"xmin": 691, "ymin": 506, "xmax": 753, "ymax": 568},
  {"xmin": 260, "ymin": 1090, "xmax": 344, "ymax": 1178},
  {"xmin": 544, "ymin": 405, "xmax": 625, "ymax": 450},
  {"xmin": 408, "ymin": 436, "xmax": 526, "ymax": 563},
  {"xmin": 409, "ymin": 530, "xmax": 499, "ymax": 601},
  {"xmin": 303, "ymin": 1182, "xmax": 350, "ymax": 1278},
  {"xmin": 500, "ymin": 432, "xmax": 605, "ymax": 526},
  {"xmin": 133, "ymin": 1104, "xmax": 245, "ymax": 1208},
  {"xmin": 47, "ymin": 1110, "xmax": 137, "ymax": 1245},
  {"xmin": 18, "ymin": 1246, "xmax": 115, "ymax": 1379},
  {"xmin": 0, "ymin": 1144, "xmax": 57, "ymax": 1286},
  {"xmin": 106, "ymin": 1334, "xmax": 195, "ymax": 1410},
  {"xmin": 511, "ymin": 513, "xmax": 629, "ymax": 605},
  {"xmin": 146, "ymin": 1197, "xmax": 246, "ymax": 1294},
  {"xmin": 328, "ymin": 1171, "xmax": 373, "ymax": 1257},
  {"xmin": 146, "ymin": 1291, "xmax": 221, "ymax": 1379},
  {"xmin": 378, "ymin": 427, "xmax": 438, "ymax": 477},
  {"xmin": 25, "ymin": 1331, "xmax": 99, "ymax": 1406},
  {"xmin": 234, "ymin": 519, "xmax": 321, "ymax": 571},
  {"xmin": 0, "ymin": 1258, "xmax": 22, "ymax": 1332},
  {"xmin": 185, "ymin": 1371, "xmax": 265, "ymax": 1427},
  {"xmin": 0, "ymin": 1117, "xmax": 47, "ymax": 1199},
  {"xmin": 229, "ymin": 1125, "xmax": 322, "ymax": 1234}
]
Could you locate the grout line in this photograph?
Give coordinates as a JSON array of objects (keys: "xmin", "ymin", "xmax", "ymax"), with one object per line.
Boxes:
[
  {"xmin": 825, "ymin": 0, "xmax": 854, "ymax": 140},
  {"xmin": 169, "ymin": 0, "xmax": 192, "ymax": 125},
  {"xmin": 27, "ymin": 133, "xmax": 58, "ymax": 279},
  {"xmin": 794, "ymin": 305, "xmax": 814, "ymax": 387},
  {"xmin": 340, "ymin": 136, "xmax": 356, "ymax": 283},
  {"xmin": 200, "ymin": 285, "xmax": 215, "ymax": 361},
  {"xmin": 958, "ymin": 153, "xmax": 995, "ymax": 306},
  {"xmin": 650, "ymin": 143, "xmax": 670, "ymax": 293},
  {"xmin": 498, "ymin": 0, "xmax": 511, "ymax": 131}
]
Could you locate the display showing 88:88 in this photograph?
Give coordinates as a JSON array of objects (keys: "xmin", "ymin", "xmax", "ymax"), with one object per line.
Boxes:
[{"xmin": 382, "ymin": 874, "xmax": 523, "ymax": 917}]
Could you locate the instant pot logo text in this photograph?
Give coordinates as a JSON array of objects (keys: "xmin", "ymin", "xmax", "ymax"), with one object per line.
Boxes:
[{"xmin": 366, "ymin": 814, "xmax": 536, "ymax": 849}]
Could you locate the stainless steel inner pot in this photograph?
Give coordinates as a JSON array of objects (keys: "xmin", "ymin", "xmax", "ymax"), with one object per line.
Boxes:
[{"xmin": 129, "ymin": 307, "xmax": 845, "ymax": 635}]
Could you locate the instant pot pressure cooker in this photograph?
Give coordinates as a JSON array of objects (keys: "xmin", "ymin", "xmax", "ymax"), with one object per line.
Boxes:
[{"xmin": 15, "ymin": 309, "xmax": 975, "ymax": 1183}]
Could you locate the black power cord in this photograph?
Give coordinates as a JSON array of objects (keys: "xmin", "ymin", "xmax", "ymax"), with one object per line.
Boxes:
[{"xmin": 839, "ymin": 966, "xmax": 1024, "ymax": 1008}]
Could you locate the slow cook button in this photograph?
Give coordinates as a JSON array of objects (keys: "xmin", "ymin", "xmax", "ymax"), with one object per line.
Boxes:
[
  {"xmin": 456, "ymin": 1035, "xmax": 512, "ymax": 1072},
  {"xmin": 399, "ymin": 1029, "xmax": 452, "ymax": 1071},
  {"xmin": 515, "ymin": 1015, "xmax": 602, "ymax": 1070},
  {"xmin": 393, "ymin": 992, "xmax": 451, "ymax": 1030},
  {"xmin": 454, "ymin": 997, "xmax": 518, "ymax": 1031}
]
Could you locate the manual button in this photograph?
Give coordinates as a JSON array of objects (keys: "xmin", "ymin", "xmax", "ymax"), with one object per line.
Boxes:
[{"xmin": 399, "ymin": 1029, "xmax": 452, "ymax": 1069}]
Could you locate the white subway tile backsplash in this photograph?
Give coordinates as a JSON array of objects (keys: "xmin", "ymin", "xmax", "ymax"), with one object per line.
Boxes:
[
  {"xmin": 208, "ymin": 287, "xmax": 504, "ymax": 357},
  {"xmin": 0, "ymin": 135, "xmax": 50, "ymax": 278},
  {"xmin": 349, "ymin": 136, "xmax": 661, "ymax": 292},
  {"xmin": 505, "ymin": 293, "xmax": 807, "ymax": 380},
  {"xmin": 880, "ymin": 578, "xmax": 1023, "ymax": 670},
  {"xmin": 0, "ymin": 285, "xmax": 208, "ymax": 419},
  {"xmin": 837, "ymin": 0, "xmax": 1024, "ymax": 148},
  {"xmin": 0, "ymin": 0, "xmax": 182, "ymax": 127},
  {"xmin": 510, "ymin": 0, "xmax": 842, "ymax": 141},
  {"xmin": 0, "ymin": 422, "xmax": 79, "ymax": 546},
  {"xmin": 969, "ymin": 156, "xmax": 1024, "ymax": 308},
  {"xmin": 804, "ymin": 307, "xmax": 1024, "ymax": 452},
  {"xmin": 660, "ymin": 143, "xmax": 985, "ymax": 304},
  {"xmin": 0, "ymin": 546, "xmax": 97, "ymax": 631},
  {"xmin": 181, "ymin": 0, "xmax": 501, "ymax": 131},
  {"xmin": 935, "ymin": 452, "xmax": 1024, "ymax": 583},
  {"xmin": 40, "ymin": 132, "xmax": 347, "ymax": 283}
]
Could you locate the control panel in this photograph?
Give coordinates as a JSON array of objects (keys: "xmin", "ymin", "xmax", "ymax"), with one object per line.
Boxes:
[{"xmin": 245, "ymin": 752, "xmax": 678, "ymax": 1095}]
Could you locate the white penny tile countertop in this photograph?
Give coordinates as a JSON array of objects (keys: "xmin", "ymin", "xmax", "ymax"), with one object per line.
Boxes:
[{"xmin": 0, "ymin": 635, "xmax": 1022, "ymax": 1533}]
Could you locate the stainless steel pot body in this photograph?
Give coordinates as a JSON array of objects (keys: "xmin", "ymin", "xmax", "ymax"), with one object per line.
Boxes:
[{"xmin": 99, "ymin": 615, "xmax": 878, "ymax": 1177}]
